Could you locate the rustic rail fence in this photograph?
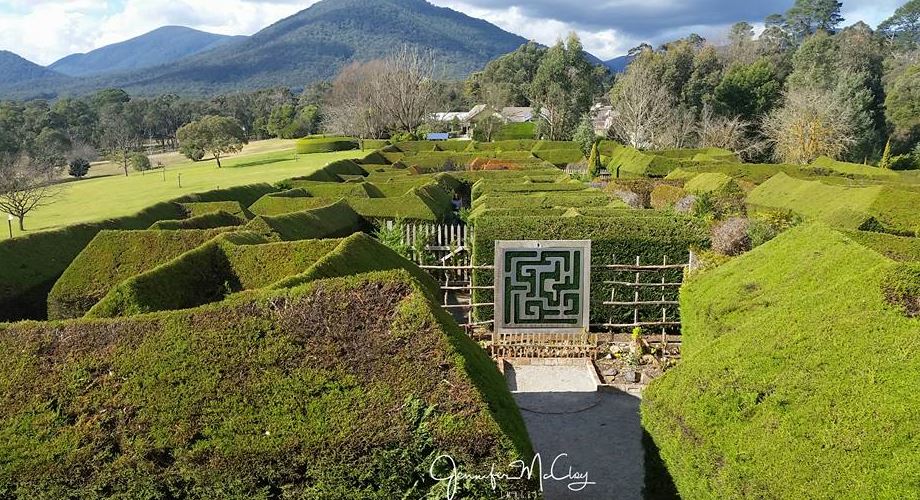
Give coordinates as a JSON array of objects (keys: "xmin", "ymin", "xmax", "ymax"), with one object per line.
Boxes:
[{"xmin": 393, "ymin": 221, "xmax": 692, "ymax": 354}]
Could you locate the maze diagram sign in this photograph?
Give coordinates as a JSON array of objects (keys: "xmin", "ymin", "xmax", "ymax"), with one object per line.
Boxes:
[{"xmin": 495, "ymin": 240, "xmax": 591, "ymax": 334}]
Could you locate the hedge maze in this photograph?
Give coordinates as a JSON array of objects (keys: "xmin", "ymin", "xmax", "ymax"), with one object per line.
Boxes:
[{"xmin": 0, "ymin": 136, "xmax": 918, "ymax": 497}]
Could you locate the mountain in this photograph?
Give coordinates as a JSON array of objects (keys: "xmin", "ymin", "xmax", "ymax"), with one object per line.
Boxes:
[
  {"xmin": 49, "ymin": 26, "xmax": 245, "ymax": 78},
  {"xmin": 0, "ymin": 0, "xmax": 529, "ymax": 98},
  {"xmin": 0, "ymin": 51, "xmax": 67, "ymax": 86},
  {"xmin": 605, "ymin": 55, "xmax": 633, "ymax": 73}
]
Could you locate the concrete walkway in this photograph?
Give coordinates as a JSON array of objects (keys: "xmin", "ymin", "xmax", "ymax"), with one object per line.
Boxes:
[{"xmin": 507, "ymin": 362, "xmax": 644, "ymax": 500}]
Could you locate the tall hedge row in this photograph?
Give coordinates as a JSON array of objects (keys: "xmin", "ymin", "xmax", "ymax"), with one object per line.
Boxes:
[
  {"xmin": 245, "ymin": 200, "xmax": 368, "ymax": 241},
  {"xmin": 148, "ymin": 211, "xmax": 245, "ymax": 230},
  {"xmin": 471, "ymin": 214, "xmax": 708, "ymax": 325},
  {"xmin": 295, "ymin": 136, "xmax": 359, "ymax": 154},
  {"xmin": 0, "ymin": 270, "xmax": 533, "ymax": 497}
]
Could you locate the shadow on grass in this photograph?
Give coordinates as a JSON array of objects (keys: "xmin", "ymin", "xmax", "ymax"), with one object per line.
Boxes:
[
  {"xmin": 225, "ymin": 157, "xmax": 293, "ymax": 169},
  {"xmin": 642, "ymin": 429, "xmax": 679, "ymax": 500}
]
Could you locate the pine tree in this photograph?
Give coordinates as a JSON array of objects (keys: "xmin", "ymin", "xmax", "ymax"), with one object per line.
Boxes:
[
  {"xmin": 587, "ymin": 141, "xmax": 603, "ymax": 178},
  {"xmin": 879, "ymin": 138, "xmax": 892, "ymax": 169}
]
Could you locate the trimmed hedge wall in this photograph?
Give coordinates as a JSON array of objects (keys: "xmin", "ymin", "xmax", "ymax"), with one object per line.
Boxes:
[
  {"xmin": 246, "ymin": 200, "xmax": 368, "ymax": 241},
  {"xmin": 350, "ymin": 184, "xmax": 453, "ymax": 222},
  {"xmin": 683, "ymin": 172, "xmax": 734, "ymax": 193},
  {"xmin": 271, "ymin": 233, "xmax": 439, "ymax": 297},
  {"xmin": 46, "ymin": 229, "xmax": 229, "ymax": 320},
  {"xmin": 295, "ymin": 136, "xmax": 358, "ymax": 154},
  {"xmin": 149, "ymin": 211, "xmax": 245, "ymax": 230},
  {"xmin": 180, "ymin": 201, "xmax": 250, "ymax": 220},
  {"xmin": 532, "ymin": 149, "xmax": 585, "ymax": 167},
  {"xmin": 0, "ymin": 270, "xmax": 533, "ymax": 497},
  {"xmin": 643, "ymin": 224, "xmax": 920, "ymax": 498},
  {"xmin": 844, "ymin": 230, "xmax": 920, "ymax": 262},
  {"xmin": 471, "ymin": 180, "xmax": 587, "ymax": 200},
  {"xmin": 606, "ymin": 144, "xmax": 681, "ymax": 177},
  {"xmin": 495, "ymin": 122, "xmax": 537, "ymax": 141},
  {"xmin": 807, "ymin": 156, "xmax": 900, "ymax": 180},
  {"xmin": 471, "ymin": 214, "xmax": 708, "ymax": 325},
  {"xmin": 472, "ymin": 192, "xmax": 613, "ymax": 210}
]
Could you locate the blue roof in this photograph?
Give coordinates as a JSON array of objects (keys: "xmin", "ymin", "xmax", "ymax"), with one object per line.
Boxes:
[{"xmin": 426, "ymin": 133, "xmax": 450, "ymax": 141}]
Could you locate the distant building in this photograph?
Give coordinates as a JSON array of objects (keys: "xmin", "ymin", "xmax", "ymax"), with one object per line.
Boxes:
[{"xmin": 591, "ymin": 104, "xmax": 615, "ymax": 137}]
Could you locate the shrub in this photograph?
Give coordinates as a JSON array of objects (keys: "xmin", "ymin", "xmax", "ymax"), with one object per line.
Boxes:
[
  {"xmin": 711, "ymin": 217, "xmax": 751, "ymax": 256},
  {"xmin": 888, "ymin": 154, "xmax": 917, "ymax": 171},
  {"xmin": 179, "ymin": 143, "xmax": 205, "ymax": 161},
  {"xmin": 651, "ymin": 185, "xmax": 687, "ymax": 209},
  {"xmin": 130, "ymin": 153, "xmax": 152, "ymax": 172},
  {"xmin": 295, "ymin": 136, "xmax": 358, "ymax": 154},
  {"xmin": 643, "ymin": 225, "xmax": 920, "ymax": 498},
  {"xmin": 68, "ymin": 158, "xmax": 90, "ymax": 178},
  {"xmin": 245, "ymin": 200, "xmax": 368, "ymax": 241},
  {"xmin": 881, "ymin": 262, "xmax": 920, "ymax": 316},
  {"xmin": 808, "ymin": 156, "xmax": 900, "ymax": 179},
  {"xmin": 149, "ymin": 211, "xmax": 245, "ymax": 230},
  {"xmin": 610, "ymin": 190, "xmax": 643, "ymax": 208},
  {"xmin": 46, "ymin": 229, "xmax": 228, "ymax": 320},
  {"xmin": 605, "ymin": 143, "xmax": 681, "ymax": 177},
  {"xmin": 350, "ymin": 184, "xmax": 453, "ymax": 222},
  {"xmin": 675, "ymin": 195, "xmax": 697, "ymax": 214}
]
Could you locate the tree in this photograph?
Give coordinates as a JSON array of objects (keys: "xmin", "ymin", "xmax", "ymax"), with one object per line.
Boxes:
[
  {"xmin": 530, "ymin": 33, "xmax": 603, "ymax": 140},
  {"xmin": 29, "ymin": 127, "xmax": 71, "ymax": 180},
  {"xmin": 587, "ymin": 142, "xmax": 603, "ymax": 178},
  {"xmin": 375, "ymin": 46, "xmax": 441, "ymax": 135},
  {"xmin": 609, "ymin": 53, "xmax": 673, "ymax": 148},
  {"xmin": 99, "ymin": 108, "xmax": 141, "ymax": 177},
  {"xmin": 763, "ymin": 86, "xmax": 858, "ymax": 164},
  {"xmin": 879, "ymin": 0, "xmax": 920, "ymax": 50},
  {"xmin": 572, "ymin": 114, "xmax": 597, "ymax": 156},
  {"xmin": 130, "ymin": 153, "xmax": 152, "ymax": 172},
  {"xmin": 68, "ymin": 158, "xmax": 90, "ymax": 178},
  {"xmin": 880, "ymin": 139, "xmax": 893, "ymax": 168},
  {"xmin": 0, "ymin": 153, "xmax": 57, "ymax": 231},
  {"xmin": 886, "ymin": 64, "xmax": 920, "ymax": 139},
  {"xmin": 176, "ymin": 116, "xmax": 247, "ymax": 168},
  {"xmin": 785, "ymin": 0, "xmax": 844, "ymax": 40},
  {"xmin": 324, "ymin": 60, "xmax": 390, "ymax": 140},
  {"xmin": 468, "ymin": 42, "xmax": 546, "ymax": 107},
  {"xmin": 698, "ymin": 104, "xmax": 766, "ymax": 160},
  {"xmin": 713, "ymin": 59, "xmax": 782, "ymax": 120},
  {"xmin": 727, "ymin": 22, "xmax": 757, "ymax": 64}
]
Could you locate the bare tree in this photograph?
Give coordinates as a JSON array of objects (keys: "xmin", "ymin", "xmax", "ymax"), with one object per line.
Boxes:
[
  {"xmin": 609, "ymin": 57, "xmax": 674, "ymax": 148},
  {"xmin": 324, "ymin": 61, "xmax": 391, "ymax": 141},
  {"xmin": 763, "ymin": 86, "xmax": 858, "ymax": 164},
  {"xmin": 698, "ymin": 105, "xmax": 767, "ymax": 160},
  {"xmin": 658, "ymin": 106, "xmax": 698, "ymax": 149},
  {"xmin": 0, "ymin": 153, "xmax": 58, "ymax": 231},
  {"xmin": 100, "ymin": 111, "xmax": 140, "ymax": 177},
  {"xmin": 374, "ymin": 46, "xmax": 441, "ymax": 134}
]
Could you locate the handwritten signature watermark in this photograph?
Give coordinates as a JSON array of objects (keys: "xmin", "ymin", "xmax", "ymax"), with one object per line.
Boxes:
[{"xmin": 430, "ymin": 453, "xmax": 595, "ymax": 499}]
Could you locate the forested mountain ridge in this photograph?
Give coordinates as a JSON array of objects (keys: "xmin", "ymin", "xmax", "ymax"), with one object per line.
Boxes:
[
  {"xmin": 49, "ymin": 26, "xmax": 245, "ymax": 78},
  {"xmin": 0, "ymin": 0, "xmax": 529, "ymax": 99},
  {"xmin": 0, "ymin": 51, "xmax": 68, "ymax": 87}
]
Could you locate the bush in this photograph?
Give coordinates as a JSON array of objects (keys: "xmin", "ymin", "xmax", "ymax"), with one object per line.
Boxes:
[
  {"xmin": 68, "ymin": 158, "xmax": 91, "ymax": 178},
  {"xmin": 149, "ymin": 211, "xmax": 245, "ymax": 230},
  {"xmin": 711, "ymin": 217, "xmax": 751, "ymax": 256},
  {"xmin": 2, "ymin": 270, "xmax": 533, "ymax": 497},
  {"xmin": 245, "ymin": 200, "xmax": 368, "ymax": 241},
  {"xmin": 46, "ymin": 229, "xmax": 228, "ymax": 320},
  {"xmin": 129, "ymin": 153, "xmax": 152, "ymax": 172},
  {"xmin": 651, "ymin": 185, "xmax": 687, "ymax": 209},
  {"xmin": 643, "ymin": 225, "xmax": 920, "ymax": 498},
  {"xmin": 888, "ymin": 154, "xmax": 917, "ymax": 171},
  {"xmin": 179, "ymin": 143, "xmax": 205, "ymax": 161},
  {"xmin": 683, "ymin": 173, "xmax": 732, "ymax": 193},
  {"xmin": 295, "ymin": 136, "xmax": 359, "ymax": 154},
  {"xmin": 881, "ymin": 262, "xmax": 920, "ymax": 316}
]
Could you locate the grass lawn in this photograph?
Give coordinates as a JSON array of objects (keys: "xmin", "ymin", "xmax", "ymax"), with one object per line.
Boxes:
[{"xmin": 8, "ymin": 147, "xmax": 363, "ymax": 237}]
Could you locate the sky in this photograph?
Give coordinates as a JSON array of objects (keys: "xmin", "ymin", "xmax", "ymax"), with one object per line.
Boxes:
[{"xmin": 0, "ymin": 0, "xmax": 905, "ymax": 65}]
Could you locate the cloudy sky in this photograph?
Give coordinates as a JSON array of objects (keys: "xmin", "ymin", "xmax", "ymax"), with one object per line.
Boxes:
[{"xmin": 0, "ymin": 0, "xmax": 905, "ymax": 65}]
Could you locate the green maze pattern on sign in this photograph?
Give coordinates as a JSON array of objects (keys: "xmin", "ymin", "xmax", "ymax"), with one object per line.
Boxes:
[{"xmin": 503, "ymin": 249, "xmax": 583, "ymax": 327}]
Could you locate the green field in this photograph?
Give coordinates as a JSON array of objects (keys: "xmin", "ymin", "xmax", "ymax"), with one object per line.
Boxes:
[{"xmin": 7, "ymin": 148, "xmax": 364, "ymax": 238}]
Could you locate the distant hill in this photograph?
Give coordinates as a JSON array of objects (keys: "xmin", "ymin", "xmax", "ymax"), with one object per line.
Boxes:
[
  {"xmin": 605, "ymin": 55, "xmax": 633, "ymax": 73},
  {"xmin": 49, "ymin": 26, "xmax": 245, "ymax": 78},
  {"xmin": 0, "ymin": 0, "xmax": 529, "ymax": 98},
  {"xmin": 0, "ymin": 51, "xmax": 67, "ymax": 86}
]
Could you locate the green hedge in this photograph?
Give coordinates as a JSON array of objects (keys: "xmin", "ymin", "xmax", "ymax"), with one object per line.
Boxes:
[
  {"xmin": 149, "ymin": 211, "xmax": 245, "ymax": 230},
  {"xmin": 471, "ymin": 214, "xmax": 708, "ymax": 325},
  {"xmin": 180, "ymin": 201, "xmax": 250, "ymax": 219},
  {"xmin": 683, "ymin": 172, "xmax": 734, "ymax": 193},
  {"xmin": 248, "ymin": 195, "xmax": 342, "ymax": 217},
  {"xmin": 46, "ymin": 229, "xmax": 228, "ymax": 320},
  {"xmin": 295, "ymin": 136, "xmax": 358, "ymax": 154},
  {"xmin": 532, "ymin": 149, "xmax": 585, "ymax": 167},
  {"xmin": 360, "ymin": 139, "xmax": 389, "ymax": 150},
  {"xmin": 350, "ymin": 184, "xmax": 453, "ymax": 222},
  {"xmin": 643, "ymin": 224, "xmax": 920, "ymax": 498},
  {"xmin": 471, "ymin": 180, "xmax": 587, "ymax": 200},
  {"xmin": 606, "ymin": 144, "xmax": 681, "ymax": 177},
  {"xmin": 807, "ymin": 156, "xmax": 900, "ymax": 180},
  {"xmin": 0, "ymin": 270, "xmax": 533, "ymax": 497},
  {"xmin": 436, "ymin": 140, "xmax": 474, "ymax": 152},
  {"xmin": 271, "ymin": 233, "xmax": 439, "ymax": 297},
  {"xmin": 651, "ymin": 185, "xmax": 688, "ymax": 209},
  {"xmin": 246, "ymin": 200, "xmax": 368, "ymax": 241},
  {"xmin": 468, "ymin": 139, "xmax": 538, "ymax": 151},
  {"xmin": 532, "ymin": 140, "xmax": 582, "ymax": 151},
  {"xmin": 844, "ymin": 230, "xmax": 920, "ymax": 262},
  {"xmin": 495, "ymin": 123, "xmax": 537, "ymax": 141},
  {"xmin": 472, "ymin": 191, "xmax": 613, "ymax": 210}
]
